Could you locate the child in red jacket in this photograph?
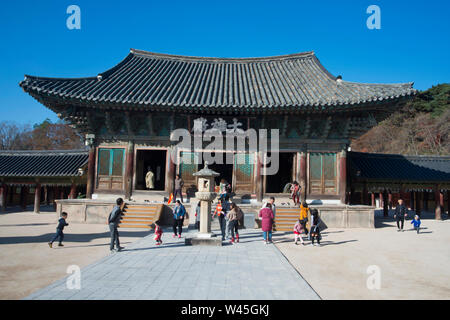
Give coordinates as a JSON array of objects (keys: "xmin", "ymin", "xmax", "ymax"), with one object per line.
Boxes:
[{"xmin": 154, "ymin": 221, "xmax": 163, "ymax": 245}]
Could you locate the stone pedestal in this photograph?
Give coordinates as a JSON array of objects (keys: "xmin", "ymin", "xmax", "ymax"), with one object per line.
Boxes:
[{"xmin": 187, "ymin": 162, "xmax": 221, "ymax": 246}]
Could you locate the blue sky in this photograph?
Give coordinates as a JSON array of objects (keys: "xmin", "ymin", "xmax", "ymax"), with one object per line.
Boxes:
[{"xmin": 0, "ymin": 0, "xmax": 449, "ymax": 124}]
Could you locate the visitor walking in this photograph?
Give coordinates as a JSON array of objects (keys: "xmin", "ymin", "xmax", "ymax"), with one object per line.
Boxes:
[
  {"xmin": 173, "ymin": 200, "xmax": 186, "ymax": 238},
  {"xmin": 219, "ymin": 179, "xmax": 228, "ymax": 202},
  {"xmin": 213, "ymin": 198, "xmax": 230, "ymax": 240},
  {"xmin": 411, "ymin": 215, "xmax": 421, "ymax": 234},
  {"xmin": 108, "ymin": 198, "xmax": 125, "ymax": 253},
  {"xmin": 310, "ymin": 209, "xmax": 321, "ymax": 246},
  {"xmin": 293, "ymin": 219, "xmax": 305, "ymax": 245},
  {"xmin": 290, "ymin": 181, "xmax": 301, "ymax": 205},
  {"xmin": 154, "ymin": 221, "xmax": 163, "ymax": 245},
  {"xmin": 394, "ymin": 199, "xmax": 408, "ymax": 232},
  {"xmin": 261, "ymin": 196, "xmax": 276, "ymax": 217},
  {"xmin": 48, "ymin": 212, "xmax": 69, "ymax": 248},
  {"xmin": 195, "ymin": 201, "xmax": 201, "ymax": 231},
  {"xmin": 259, "ymin": 203, "xmax": 274, "ymax": 244},
  {"xmin": 174, "ymin": 174, "xmax": 184, "ymax": 203},
  {"xmin": 299, "ymin": 202, "xmax": 310, "ymax": 237},
  {"xmin": 227, "ymin": 203, "xmax": 242, "ymax": 243}
]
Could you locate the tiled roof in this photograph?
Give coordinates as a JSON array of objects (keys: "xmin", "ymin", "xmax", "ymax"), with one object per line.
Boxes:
[
  {"xmin": 0, "ymin": 150, "xmax": 88, "ymax": 177},
  {"xmin": 349, "ymin": 152, "xmax": 450, "ymax": 183},
  {"xmin": 20, "ymin": 49, "xmax": 416, "ymax": 111}
]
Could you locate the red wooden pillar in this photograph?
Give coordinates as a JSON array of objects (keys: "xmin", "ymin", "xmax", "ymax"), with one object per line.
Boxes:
[
  {"xmin": 435, "ymin": 187, "xmax": 444, "ymax": 221},
  {"xmin": 53, "ymin": 186, "xmax": 58, "ymax": 211},
  {"xmin": 415, "ymin": 192, "xmax": 422, "ymax": 217},
  {"xmin": 256, "ymin": 153, "xmax": 263, "ymax": 202},
  {"xmin": 383, "ymin": 191, "xmax": 389, "ymax": 217},
  {"xmin": 0, "ymin": 184, "xmax": 6, "ymax": 212},
  {"xmin": 166, "ymin": 147, "xmax": 176, "ymax": 194},
  {"xmin": 20, "ymin": 186, "xmax": 27, "ymax": 211},
  {"xmin": 34, "ymin": 183, "xmax": 41, "ymax": 213},
  {"xmin": 423, "ymin": 192, "xmax": 429, "ymax": 211},
  {"xmin": 379, "ymin": 192, "xmax": 383, "ymax": 208},
  {"xmin": 300, "ymin": 151, "xmax": 307, "ymax": 203},
  {"xmin": 339, "ymin": 150, "xmax": 347, "ymax": 204},
  {"xmin": 86, "ymin": 147, "xmax": 96, "ymax": 199},
  {"xmin": 60, "ymin": 188, "xmax": 65, "ymax": 200},
  {"xmin": 388, "ymin": 192, "xmax": 393, "ymax": 210},
  {"xmin": 371, "ymin": 193, "xmax": 376, "ymax": 207},
  {"xmin": 125, "ymin": 141, "xmax": 134, "ymax": 200}
]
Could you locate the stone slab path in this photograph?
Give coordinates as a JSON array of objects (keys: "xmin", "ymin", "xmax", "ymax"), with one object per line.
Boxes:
[{"xmin": 25, "ymin": 228, "xmax": 320, "ymax": 300}]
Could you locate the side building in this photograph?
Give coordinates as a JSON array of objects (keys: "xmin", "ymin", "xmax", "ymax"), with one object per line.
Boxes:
[{"xmin": 0, "ymin": 150, "xmax": 88, "ymax": 213}]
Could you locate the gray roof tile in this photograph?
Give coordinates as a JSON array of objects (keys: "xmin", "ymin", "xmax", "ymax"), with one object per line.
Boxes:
[
  {"xmin": 0, "ymin": 150, "xmax": 88, "ymax": 177},
  {"xmin": 20, "ymin": 49, "xmax": 416, "ymax": 111}
]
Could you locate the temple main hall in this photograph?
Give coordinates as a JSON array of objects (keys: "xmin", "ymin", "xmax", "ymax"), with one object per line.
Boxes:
[{"xmin": 18, "ymin": 49, "xmax": 417, "ymax": 201}]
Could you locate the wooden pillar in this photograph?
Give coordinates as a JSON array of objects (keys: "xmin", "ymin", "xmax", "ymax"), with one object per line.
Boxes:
[
  {"xmin": 362, "ymin": 183, "xmax": 369, "ymax": 205},
  {"xmin": 388, "ymin": 192, "xmax": 393, "ymax": 210},
  {"xmin": 339, "ymin": 150, "xmax": 347, "ymax": 204},
  {"xmin": 256, "ymin": 153, "xmax": 263, "ymax": 202},
  {"xmin": 34, "ymin": 183, "xmax": 41, "ymax": 214},
  {"xmin": 435, "ymin": 187, "xmax": 443, "ymax": 221},
  {"xmin": 379, "ymin": 192, "xmax": 383, "ymax": 208},
  {"xmin": 0, "ymin": 183, "xmax": 6, "ymax": 212},
  {"xmin": 415, "ymin": 191, "xmax": 422, "ymax": 217},
  {"xmin": 166, "ymin": 147, "xmax": 175, "ymax": 194},
  {"xmin": 44, "ymin": 186, "xmax": 49, "ymax": 205},
  {"xmin": 410, "ymin": 191, "xmax": 415, "ymax": 210},
  {"xmin": 299, "ymin": 151, "xmax": 307, "ymax": 203},
  {"xmin": 60, "ymin": 188, "xmax": 65, "ymax": 200},
  {"xmin": 383, "ymin": 191, "xmax": 389, "ymax": 217},
  {"xmin": 423, "ymin": 192, "xmax": 429, "ymax": 211},
  {"xmin": 20, "ymin": 186, "xmax": 27, "ymax": 211},
  {"xmin": 53, "ymin": 186, "xmax": 58, "ymax": 211},
  {"xmin": 86, "ymin": 147, "xmax": 96, "ymax": 199},
  {"xmin": 447, "ymin": 191, "xmax": 450, "ymax": 216},
  {"xmin": 371, "ymin": 193, "xmax": 376, "ymax": 207},
  {"xmin": 125, "ymin": 141, "xmax": 135, "ymax": 200}
]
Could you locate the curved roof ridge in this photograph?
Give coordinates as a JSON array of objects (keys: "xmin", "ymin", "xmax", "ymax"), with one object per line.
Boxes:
[
  {"xmin": 350, "ymin": 151, "xmax": 450, "ymax": 160},
  {"xmin": 340, "ymin": 79, "xmax": 415, "ymax": 88},
  {"xmin": 130, "ymin": 48, "xmax": 316, "ymax": 62},
  {"xmin": 22, "ymin": 74, "xmax": 97, "ymax": 82},
  {"xmin": 0, "ymin": 149, "xmax": 89, "ymax": 155}
]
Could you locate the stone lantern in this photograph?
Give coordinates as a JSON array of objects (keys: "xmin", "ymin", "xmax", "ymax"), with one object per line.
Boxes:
[{"xmin": 192, "ymin": 162, "xmax": 219, "ymax": 238}]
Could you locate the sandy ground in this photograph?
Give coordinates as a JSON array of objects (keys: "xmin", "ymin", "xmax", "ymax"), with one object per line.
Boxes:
[
  {"xmin": 0, "ymin": 207, "xmax": 149, "ymax": 299},
  {"xmin": 2, "ymin": 207, "xmax": 450, "ymax": 300},
  {"xmin": 273, "ymin": 213, "xmax": 450, "ymax": 300}
]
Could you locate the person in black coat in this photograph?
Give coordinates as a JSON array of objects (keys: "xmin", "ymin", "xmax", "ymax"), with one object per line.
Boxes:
[
  {"xmin": 394, "ymin": 199, "xmax": 408, "ymax": 232},
  {"xmin": 108, "ymin": 198, "xmax": 125, "ymax": 252},
  {"xmin": 48, "ymin": 212, "xmax": 69, "ymax": 248}
]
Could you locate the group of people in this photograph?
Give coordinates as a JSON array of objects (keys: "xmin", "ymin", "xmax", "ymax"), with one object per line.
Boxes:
[
  {"xmin": 46, "ymin": 190, "xmax": 423, "ymax": 253},
  {"xmin": 257, "ymin": 199, "xmax": 322, "ymax": 246},
  {"xmin": 393, "ymin": 199, "xmax": 422, "ymax": 233},
  {"xmin": 212, "ymin": 197, "xmax": 244, "ymax": 243}
]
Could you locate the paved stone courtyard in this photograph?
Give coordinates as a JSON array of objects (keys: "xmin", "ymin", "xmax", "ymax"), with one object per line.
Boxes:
[{"xmin": 25, "ymin": 228, "xmax": 320, "ymax": 300}]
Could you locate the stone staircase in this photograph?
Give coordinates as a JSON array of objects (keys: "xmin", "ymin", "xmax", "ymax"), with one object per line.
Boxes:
[
  {"xmin": 273, "ymin": 207, "xmax": 302, "ymax": 232},
  {"xmin": 118, "ymin": 203, "xmax": 163, "ymax": 229}
]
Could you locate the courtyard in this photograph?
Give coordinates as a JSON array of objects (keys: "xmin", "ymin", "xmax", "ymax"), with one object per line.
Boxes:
[{"xmin": 0, "ymin": 208, "xmax": 449, "ymax": 300}]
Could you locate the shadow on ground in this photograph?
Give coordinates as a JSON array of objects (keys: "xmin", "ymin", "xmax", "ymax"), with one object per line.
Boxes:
[{"xmin": 0, "ymin": 231, "xmax": 150, "ymax": 245}]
